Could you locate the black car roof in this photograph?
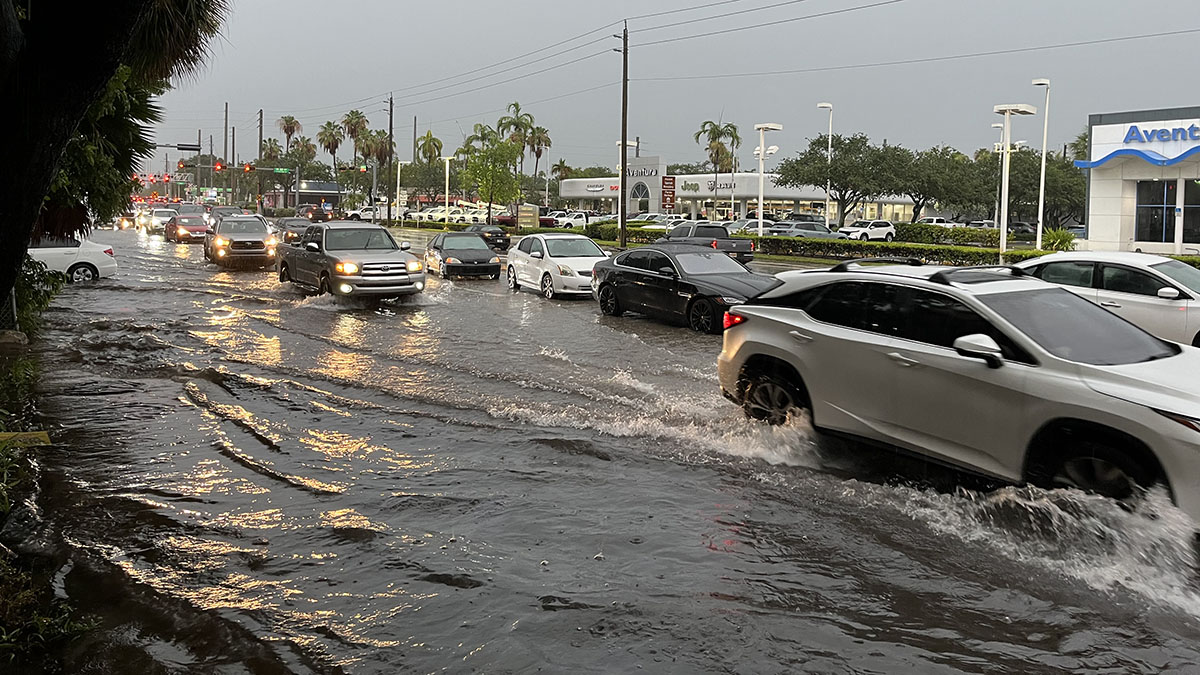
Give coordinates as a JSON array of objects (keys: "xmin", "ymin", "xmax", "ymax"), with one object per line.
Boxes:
[{"xmin": 624, "ymin": 243, "xmax": 720, "ymax": 255}]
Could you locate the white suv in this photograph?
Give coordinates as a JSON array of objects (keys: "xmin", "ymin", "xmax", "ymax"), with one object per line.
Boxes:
[
  {"xmin": 507, "ymin": 233, "xmax": 608, "ymax": 299},
  {"xmin": 718, "ymin": 257, "xmax": 1200, "ymax": 522},
  {"xmin": 839, "ymin": 219, "xmax": 895, "ymax": 241}
]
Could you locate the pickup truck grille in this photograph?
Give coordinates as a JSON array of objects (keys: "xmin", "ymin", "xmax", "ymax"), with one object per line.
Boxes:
[
  {"xmin": 230, "ymin": 240, "xmax": 265, "ymax": 250},
  {"xmin": 360, "ymin": 262, "xmax": 409, "ymax": 277}
]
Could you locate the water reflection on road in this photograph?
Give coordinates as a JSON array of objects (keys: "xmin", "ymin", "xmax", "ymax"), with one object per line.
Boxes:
[{"xmin": 28, "ymin": 229, "xmax": 1200, "ymax": 673}]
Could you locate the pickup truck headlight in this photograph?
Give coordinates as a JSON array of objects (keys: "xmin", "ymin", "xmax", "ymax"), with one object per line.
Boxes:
[
  {"xmin": 406, "ymin": 260, "xmax": 423, "ymax": 272},
  {"xmin": 556, "ymin": 264, "xmax": 575, "ymax": 277},
  {"xmin": 265, "ymin": 236, "xmax": 278, "ymax": 246},
  {"xmin": 335, "ymin": 262, "xmax": 359, "ymax": 275},
  {"xmin": 213, "ymin": 236, "xmax": 228, "ymax": 247}
]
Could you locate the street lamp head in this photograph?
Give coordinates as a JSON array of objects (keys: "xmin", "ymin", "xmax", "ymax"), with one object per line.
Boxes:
[
  {"xmin": 993, "ymin": 103, "xmax": 1037, "ymax": 116},
  {"xmin": 616, "ymin": 140, "xmax": 638, "ymax": 147},
  {"xmin": 754, "ymin": 123, "xmax": 783, "ymax": 132},
  {"xmin": 817, "ymin": 102, "xmax": 833, "ymax": 110},
  {"xmin": 1032, "ymin": 78, "xmax": 1050, "ymax": 87},
  {"xmin": 766, "ymin": 145, "xmax": 779, "ymax": 156},
  {"xmin": 991, "ymin": 123, "xmax": 1004, "ymax": 129}
]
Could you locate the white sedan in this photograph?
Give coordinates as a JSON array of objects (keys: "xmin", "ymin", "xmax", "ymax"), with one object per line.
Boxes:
[
  {"xmin": 29, "ymin": 236, "xmax": 118, "ymax": 282},
  {"xmin": 1017, "ymin": 251, "xmax": 1200, "ymax": 346},
  {"xmin": 507, "ymin": 233, "xmax": 608, "ymax": 299},
  {"xmin": 839, "ymin": 219, "xmax": 895, "ymax": 241}
]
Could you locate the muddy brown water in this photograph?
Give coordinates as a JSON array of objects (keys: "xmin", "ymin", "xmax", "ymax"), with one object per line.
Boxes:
[{"xmin": 21, "ymin": 229, "xmax": 1200, "ymax": 673}]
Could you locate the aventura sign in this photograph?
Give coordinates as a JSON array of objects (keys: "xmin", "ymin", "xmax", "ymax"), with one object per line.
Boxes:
[
  {"xmin": 1124, "ymin": 124, "xmax": 1200, "ymax": 143},
  {"xmin": 626, "ymin": 167, "xmax": 659, "ymax": 177}
]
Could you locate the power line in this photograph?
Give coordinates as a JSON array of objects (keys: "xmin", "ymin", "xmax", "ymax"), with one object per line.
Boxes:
[
  {"xmin": 393, "ymin": 51, "xmax": 611, "ymax": 111},
  {"xmin": 632, "ymin": 26, "xmax": 1200, "ymax": 81},
  {"xmin": 633, "ymin": 0, "xmax": 817, "ymax": 33},
  {"xmin": 632, "ymin": 0, "xmax": 905, "ymax": 47}
]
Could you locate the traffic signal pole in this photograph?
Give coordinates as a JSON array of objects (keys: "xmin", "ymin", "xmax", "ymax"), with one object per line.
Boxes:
[{"xmin": 617, "ymin": 21, "xmax": 629, "ymax": 249}]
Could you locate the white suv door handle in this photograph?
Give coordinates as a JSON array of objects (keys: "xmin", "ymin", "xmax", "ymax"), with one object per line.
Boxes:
[
  {"xmin": 788, "ymin": 331, "xmax": 814, "ymax": 343},
  {"xmin": 1099, "ymin": 301, "xmax": 1121, "ymax": 308},
  {"xmin": 887, "ymin": 352, "xmax": 920, "ymax": 367}
]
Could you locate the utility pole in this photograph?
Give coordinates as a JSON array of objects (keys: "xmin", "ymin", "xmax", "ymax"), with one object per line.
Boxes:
[
  {"xmin": 231, "ymin": 126, "xmax": 237, "ymax": 205},
  {"xmin": 222, "ymin": 102, "xmax": 229, "ymax": 205},
  {"xmin": 197, "ymin": 129, "xmax": 202, "ymax": 197},
  {"xmin": 412, "ymin": 115, "xmax": 418, "ymax": 164},
  {"xmin": 257, "ymin": 109, "xmax": 264, "ymax": 213},
  {"xmin": 209, "ymin": 135, "xmax": 214, "ymax": 201},
  {"xmin": 617, "ymin": 21, "xmax": 629, "ymax": 248},
  {"xmin": 164, "ymin": 154, "xmax": 170, "ymax": 200},
  {"xmin": 387, "ymin": 93, "xmax": 395, "ymax": 222},
  {"xmin": 635, "ymin": 136, "xmax": 640, "ymax": 158}
]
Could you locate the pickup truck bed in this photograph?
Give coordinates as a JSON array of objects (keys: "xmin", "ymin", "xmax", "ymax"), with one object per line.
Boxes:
[{"xmin": 655, "ymin": 224, "xmax": 755, "ymax": 263}]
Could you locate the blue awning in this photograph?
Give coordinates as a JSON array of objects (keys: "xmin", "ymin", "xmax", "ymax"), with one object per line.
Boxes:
[{"xmin": 1074, "ymin": 146, "xmax": 1200, "ymax": 169}]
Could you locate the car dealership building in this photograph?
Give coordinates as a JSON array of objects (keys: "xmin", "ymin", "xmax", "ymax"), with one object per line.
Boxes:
[
  {"xmin": 560, "ymin": 155, "xmax": 915, "ymax": 223},
  {"xmin": 1076, "ymin": 106, "xmax": 1200, "ymax": 254}
]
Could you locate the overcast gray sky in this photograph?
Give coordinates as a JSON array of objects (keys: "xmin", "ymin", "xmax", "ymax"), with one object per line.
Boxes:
[{"xmin": 148, "ymin": 0, "xmax": 1198, "ymax": 174}]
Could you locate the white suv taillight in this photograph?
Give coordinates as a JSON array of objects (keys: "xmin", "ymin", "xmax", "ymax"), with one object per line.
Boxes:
[{"xmin": 723, "ymin": 312, "xmax": 746, "ymax": 330}]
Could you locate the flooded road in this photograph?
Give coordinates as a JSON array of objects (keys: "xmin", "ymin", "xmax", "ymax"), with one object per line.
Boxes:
[{"xmin": 29, "ymin": 229, "xmax": 1200, "ymax": 673}]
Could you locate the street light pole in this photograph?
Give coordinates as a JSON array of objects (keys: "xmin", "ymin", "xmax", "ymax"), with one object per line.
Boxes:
[
  {"xmin": 1033, "ymin": 78, "xmax": 1051, "ymax": 251},
  {"xmin": 395, "ymin": 160, "xmax": 411, "ymax": 222},
  {"xmin": 817, "ymin": 102, "xmax": 833, "ymax": 229},
  {"xmin": 442, "ymin": 157, "xmax": 452, "ymax": 224},
  {"xmin": 753, "ymin": 123, "xmax": 782, "ymax": 237},
  {"xmin": 993, "ymin": 104, "xmax": 1037, "ymax": 258},
  {"xmin": 991, "ymin": 123, "xmax": 1004, "ymax": 227}
]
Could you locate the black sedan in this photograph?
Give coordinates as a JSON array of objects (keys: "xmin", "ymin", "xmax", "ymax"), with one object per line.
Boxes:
[
  {"xmin": 276, "ymin": 217, "xmax": 311, "ymax": 244},
  {"xmin": 464, "ymin": 224, "xmax": 510, "ymax": 251},
  {"xmin": 424, "ymin": 232, "xmax": 502, "ymax": 279},
  {"xmin": 592, "ymin": 244, "xmax": 777, "ymax": 333}
]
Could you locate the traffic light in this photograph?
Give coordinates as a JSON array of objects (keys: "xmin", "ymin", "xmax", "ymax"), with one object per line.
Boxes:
[
  {"xmin": 177, "ymin": 160, "xmax": 185, "ymax": 170},
  {"xmin": 214, "ymin": 161, "xmax": 223, "ymax": 172},
  {"xmin": 131, "ymin": 173, "xmax": 141, "ymax": 182},
  {"xmin": 163, "ymin": 174, "xmax": 171, "ymax": 183},
  {"xmin": 148, "ymin": 173, "xmax": 157, "ymax": 182},
  {"xmin": 358, "ymin": 165, "xmax": 367, "ymax": 173},
  {"xmin": 243, "ymin": 163, "xmax": 252, "ymax": 173}
]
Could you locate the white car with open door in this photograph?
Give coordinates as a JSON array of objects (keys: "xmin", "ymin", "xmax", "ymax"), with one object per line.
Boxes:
[
  {"xmin": 507, "ymin": 233, "xmax": 608, "ymax": 298},
  {"xmin": 28, "ymin": 236, "xmax": 118, "ymax": 282},
  {"xmin": 1017, "ymin": 251, "xmax": 1200, "ymax": 346}
]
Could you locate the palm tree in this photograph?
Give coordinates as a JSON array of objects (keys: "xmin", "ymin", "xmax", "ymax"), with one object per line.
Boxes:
[
  {"xmin": 369, "ymin": 129, "xmax": 393, "ymax": 165},
  {"xmin": 551, "ymin": 159, "xmax": 570, "ymax": 182},
  {"xmin": 340, "ymin": 109, "xmax": 369, "ymax": 163},
  {"xmin": 694, "ymin": 120, "xmax": 740, "ymax": 217},
  {"xmin": 277, "ymin": 115, "xmax": 302, "ymax": 152},
  {"xmin": 417, "ymin": 130, "xmax": 443, "ymax": 164},
  {"xmin": 261, "ymin": 138, "xmax": 283, "ymax": 161},
  {"xmin": 527, "ymin": 126, "xmax": 552, "ymax": 180},
  {"xmin": 497, "ymin": 101, "xmax": 534, "ymax": 174},
  {"xmin": 317, "ymin": 121, "xmax": 344, "ymax": 170},
  {"xmin": 293, "ymin": 136, "xmax": 317, "ymax": 163}
]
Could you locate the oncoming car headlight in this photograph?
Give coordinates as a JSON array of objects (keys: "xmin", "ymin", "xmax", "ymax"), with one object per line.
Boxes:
[
  {"xmin": 406, "ymin": 260, "xmax": 423, "ymax": 272},
  {"xmin": 444, "ymin": 257, "xmax": 461, "ymax": 264},
  {"xmin": 335, "ymin": 262, "xmax": 360, "ymax": 275},
  {"xmin": 213, "ymin": 236, "xmax": 228, "ymax": 247}
]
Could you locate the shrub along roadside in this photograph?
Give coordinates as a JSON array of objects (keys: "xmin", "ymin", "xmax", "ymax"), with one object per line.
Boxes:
[
  {"xmin": 894, "ymin": 223, "xmax": 1001, "ymax": 248},
  {"xmin": 739, "ymin": 235, "xmax": 1044, "ymax": 266}
]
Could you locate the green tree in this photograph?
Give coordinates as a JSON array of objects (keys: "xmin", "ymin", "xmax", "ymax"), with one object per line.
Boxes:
[
  {"xmin": 776, "ymin": 133, "xmax": 898, "ymax": 226},
  {"xmin": 261, "ymin": 138, "xmax": 283, "ymax": 161},
  {"xmin": 1069, "ymin": 126, "xmax": 1090, "ymax": 161},
  {"xmin": 894, "ymin": 145, "xmax": 969, "ymax": 222},
  {"xmin": 416, "ymin": 131, "xmax": 443, "ymax": 164},
  {"xmin": 497, "ymin": 102, "xmax": 534, "ymax": 174},
  {"xmin": 277, "ymin": 115, "xmax": 301, "ymax": 152},
  {"xmin": 341, "ymin": 110, "xmax": 369, "ymax": 163},
  {"xmin": 693, "ymin": 120, "xmax": 740, "ymax": 205},
  {"xmin": 464, "ymin": 140, "xmax": 523, "ymax": 224},
  {"xmin": 667, "ymin": 162, "xmax": 708, "ymax": 175},
  {"xmin": 0, "ymin": 0, "xmax": 230, "ymax": 302},
  {"xmin": 551, "ymin": 159, "xmax": 571, "ymax": 181},
  {"xmin": 317, "ymin": 121, "xmax": 344, "ymax": 170},
  {"xmin": 527, "ymin": 126, "xmax": 552, "ymax": 181}
]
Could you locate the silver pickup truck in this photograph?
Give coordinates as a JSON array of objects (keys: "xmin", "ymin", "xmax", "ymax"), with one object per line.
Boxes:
[
  {"xmin": 654, "ymin": 223, "xmax": 755, "ymax": 263},
  {"xmin": 277, "ymin": 221, "xmax": 426, "ymax": 298}
]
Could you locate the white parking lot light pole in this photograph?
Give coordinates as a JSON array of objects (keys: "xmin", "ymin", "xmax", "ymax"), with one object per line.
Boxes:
[
  {"xmin": 1033, "ymin": 78, "xmax": 1051, "ymax": 251},
  {"xmin": 441, "ymin": 157, "xmax": 453, "ymax": 223},
  {"xmin": 817, "ymin": 103, "xmax": 833, "ymax": 229},
  {"xmin": 993, "ymin": 104, "xmax": 1037, "ymax": 257},
  {"xmin": 754, "ymin": 123, "xmax": 782, "ymax": 237},
  {"xmin": 396, "ymin": 160, "xmax": 412, "ymax": 222},
  {"xmin": 991, "ymin": 123, "xmax": 1004, "ymax": 224}
]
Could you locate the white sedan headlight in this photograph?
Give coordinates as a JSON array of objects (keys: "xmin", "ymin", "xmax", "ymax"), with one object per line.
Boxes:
[{"xmin": 556, "ymin": 264, "xmax": 575, "ymax": 277}]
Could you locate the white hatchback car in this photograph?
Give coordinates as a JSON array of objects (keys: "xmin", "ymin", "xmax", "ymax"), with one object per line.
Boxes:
[
  {"xmin": 507, "ymin": 233, "xmax": 608, "ymax": 299},
  {"xmin": 1017, "ymin": 252, "xmax": 1200, "ymax": 346},
  {"xmin": 719, "ymin": 258, "xmax": 1200, "ymax": 523},
  {"xmin": 29, "ymin": 236, "xmax": 118, "ymax": 282},
  {"xmin": 839, "ymin": 219, "xmax": 896, "ymax": 241}
]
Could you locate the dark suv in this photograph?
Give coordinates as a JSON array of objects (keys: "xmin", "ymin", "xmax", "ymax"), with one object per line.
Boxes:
[
  {"xmin": 297, "ymin": 204, "xmax": 334, "ymax": 222},
  {"xmin": 464, "ymin": 224, "xmax": 511, "ymax": 251}
]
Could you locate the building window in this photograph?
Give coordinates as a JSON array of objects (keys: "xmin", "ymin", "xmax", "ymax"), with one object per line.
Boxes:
[
  {"xmin": 1135, "ymin": 180, "xmax": 1176, "ymax": 243},
  {"xmin": 1186, "ymin": 180, "xmax": 1200, "ymax": 244}
]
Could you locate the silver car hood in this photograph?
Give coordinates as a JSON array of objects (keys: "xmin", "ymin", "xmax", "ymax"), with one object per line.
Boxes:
[{"xmin": 1080, "ymin": 348, "xmax": 1200, "ymax": 416}]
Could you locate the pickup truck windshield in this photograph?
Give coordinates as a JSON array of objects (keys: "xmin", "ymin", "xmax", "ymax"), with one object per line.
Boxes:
[
  {"xmin": 694, "ymin": 226, "xmax": 729, "ymax": 238},
  {"xmin": 220, "ymin": 220, "xmax": 267, "ymax": 234},
  {"xmin": 546, "ymin": 238, "xmax": 605, "ymax": 258},
  {"xmin": 326, "ymin": 228, "xmax": 397, "ymax": 251}
]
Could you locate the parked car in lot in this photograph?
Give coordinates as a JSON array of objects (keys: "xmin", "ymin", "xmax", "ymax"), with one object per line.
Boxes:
[
  {"xmin": 1007, "ymin": 221, "xmax": 1036, "ymax": 235},
  {"xmin": 508, "ymin": 233, "xmax": 608, "ymax": 299},
  {"xmin": 164, "ymin": 215, "xmax": 209, "ymax": 243},
  {"xmin": 967, "ymin": 220, "xmax": 997, "ymax": 229},
  {"xmin": 592, "ymin": 244, "xmax": 776, "ymax": 333},
  {"xmin": 343, "ymin": 205, "xmax": 386, "ymax": 221},
  {"xmin": 556, "ymin": 211, "xmax": 592, "ymax": 228},
  {"xmin": 297, "ymin": 204, "xmax": 334, "ymax": 222},
  {"xmin": 277, "ymin": 222, "xmax": 425, "ymax": 298},
  {"xmin": 719, "ymin": 258, "xmax": 1200, "ymax": 522},
  {"xmin": 838, "ymin": 220, "xmax": 895, "ymax": 241},
  {"xmin": 1016, "ymin": 251, "xmax": 1200, "ymax": 346},
  {"xmin": 655, "ymin": 223, "xmax": 755, "ymax": 263},
  {"xmin": 463, "ymin": 224, "xmax": 510, "ymax": 251},
  {"xmin": 275, "ymin": 217, "xmax": 312, "ymax": 244},
  {"xmin": 915, "ymin": 216, "xmax": 961, "ymax": 227},
  {"xmin": 204, "ymin": 216, "xmax": 278, "ymax": 268},
  {"xmin": 423, "ymin": 232, "xmax": 502, "ymax": 279},
  {"xmin": 767, "ymin": 221, "xmax": 849, "ymax": 240},
  {"xmin": 28, "ymin": 236, "xmax": 117, "ymax": 283}
]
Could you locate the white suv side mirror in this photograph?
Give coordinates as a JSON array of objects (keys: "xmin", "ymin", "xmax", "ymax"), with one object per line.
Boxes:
[
  {"xmin": 1158, "ymin": 286, "xmax": 1181, "ymax": 300},
  {"xmin": 953, "ymin": 334, "xmax": 1003, "ymax": 369}
]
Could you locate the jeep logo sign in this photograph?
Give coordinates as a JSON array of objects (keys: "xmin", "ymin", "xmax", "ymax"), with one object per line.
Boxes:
[{"xmin": 680, "ymin": 181, "xmax": 700, "ymax": 192}]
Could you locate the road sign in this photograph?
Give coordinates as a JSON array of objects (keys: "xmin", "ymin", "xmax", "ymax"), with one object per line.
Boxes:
[
  {"xmin": 661, "ymin": 176, "xmax": 676, "ymax": 189},
  {"xmin": 273, "ymin": 167, "xmax": 291, "ymax": 174},
  {"xmin": 662, "ymin": 189, "xmax": 676, "ymax": 209},
  {"xmin": 517, "ymin": 205, "xmax": 539, "ymax": 231},
  {"xmin": 175, "ymin": 143, "xmax": 202, "ymax": 152}
]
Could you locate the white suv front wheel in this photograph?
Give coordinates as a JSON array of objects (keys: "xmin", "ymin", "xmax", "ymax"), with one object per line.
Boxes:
[{"xmin": 742, "ymin": 372, "xmax": 809, "ymax": 426}]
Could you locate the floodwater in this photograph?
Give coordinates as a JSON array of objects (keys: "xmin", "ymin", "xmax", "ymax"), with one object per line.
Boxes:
[{"xmin": 24, "ymin": 229, "xmax": 1200, "ymax": 673}]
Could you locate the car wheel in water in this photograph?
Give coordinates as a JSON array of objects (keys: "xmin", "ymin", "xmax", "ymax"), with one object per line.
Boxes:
[
  {"xmin": 279, "ymin": 264, "xmax": 290, "ymax": 283},
  {"xmin": 541, "ymin": 274, "xmax": 555, "ymax": 299},
  {"xmin": 687, "ymin": 297, "xmax": 720, "ymax": 334},
  {"xmin": 319, "ymin": 275, "xmax": 331, "ymax": 296},
  {"xmin": 1036, "ymin": 439, "xmax": 1157, "ymax": 505},
  {"xmin": 598, "ymin": 284, "xmax": 622, "ymax": 316},
  {"xmin": 67, "ymin": 263, "xmax": 98, "ymax": 283},
  {"xmin": 507, "ymin": 266, "xmax": 520, "ymax": 291},
  {"xmin": 741, "ymin": 373, "xmax": 809, "ymax": 426}
]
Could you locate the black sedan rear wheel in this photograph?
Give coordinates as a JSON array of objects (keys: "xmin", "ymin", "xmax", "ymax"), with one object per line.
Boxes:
[
  {"xmin": 598, "ymin": 284, "xmax": 622, "ymax": 316},
  {"xmin": 687, "ymin": 297, "xmax": 720, "ymax": 334}
]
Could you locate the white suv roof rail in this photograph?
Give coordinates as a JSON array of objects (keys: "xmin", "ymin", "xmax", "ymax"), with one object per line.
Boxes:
[{"xmin": 829, "ymin": 257, "xmax": 924, "ymax": 273}]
